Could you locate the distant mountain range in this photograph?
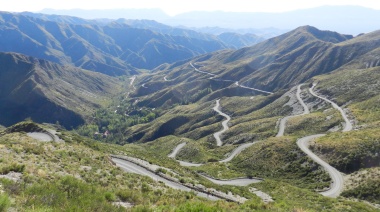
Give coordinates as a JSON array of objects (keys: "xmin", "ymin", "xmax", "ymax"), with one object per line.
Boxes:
[
  {"xmin": 41, "ymin": 6, "xmax": 380, "ymax": 35},
  {"xmin": 0, "ymin": 12, "xmax": 266, "ymax": 76}
]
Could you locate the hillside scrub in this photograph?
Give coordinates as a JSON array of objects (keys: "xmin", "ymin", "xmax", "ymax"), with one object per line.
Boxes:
[
  {"xmin": 285, "ymin": 109, "xmax": 343, "ymax": 137},
  {"xmin": 310, "ymin": 128, "xmax": 380, "ymax": 173},
  {"xmin": 231, "ymin": 137, "xmax": 331, "ymax": 190}
]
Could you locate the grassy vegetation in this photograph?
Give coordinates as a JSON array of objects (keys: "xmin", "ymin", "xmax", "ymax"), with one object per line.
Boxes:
[
  {"xmin": 342, "ymin": 168, "xmax": 380, "ymax": 204},
  {"xmin": 0, "ymin": 193, "xmax": 10, "ymax": 212},
  {"xmin": 254, "ymin": 180, "xmax": 377, "ymax": 212},
  {"xmin": 342, "ymin": 179, "xmax": 380, "ymax": 205},
  {"xmin": 313, "ymin": 67, "xmax": 380, "ymax": 128},
  {"xmin": 192, "ymin": 162, "xmax": 247, "ymax": 179},
  {"xmin": 224, "ymin": 117, "xmax": 278, "ymax": 144},
  {"xmin": 349, "ymin": 95, "xmax": 380, "ymax": 126},
  {"xmin": 0, "ymin": 128, "xmax": 243, "ymax": 211},
  {"xmin": 230, "ymin": 136, "xmax": 331, "ymax": 190},
  {"xmin": 310, "ymin": 128, "xmax": 380, "ymax": 173},
  {"xmin": 285, "ymin": 109, "xmax": 343, "ymax": 137},
  {"xmin": 2, "ymin": 120, "xmax": 378, "ymax": 210},
  {"xmin": 314, "ymin": 67, "xmax": 380, "ymax": 106}
]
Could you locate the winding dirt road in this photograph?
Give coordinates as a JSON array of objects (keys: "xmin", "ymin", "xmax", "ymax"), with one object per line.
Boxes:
[
  {"xmin": 200, "ymin": 174, "xmax": 262, "ymax": 186},
  {"xmin": 276, "ymin": 84, "xmax": 310, "ymax": 137},
  {"xmin": 112, "ymin": 157, "xmax": 220, "ymax": 200},
  {"xmin": 274, "ymin": 84, "xmax": 346, "ymax": 197},
  {"xmin": 168, "ymin": 142, "xmax": 187, "ymax": 158},
  {"xmin": 168, "ymin": 142, "xmax": 255, "ymax": 166},
  {"xmin": 297, "ymin": 84, "xmax": 310, "ymax": 115},
  {"xmin": 190, "ymin": 63, "xmax": 273, "ymax": 95},
  {"xmin": 213, "ymin": 99, "xmax": 231, "ymax": 146},
  {"xmin": 190, "ymin": 63, "xmax": 217, "ymax": 78},
  {"xmin": 167, "ymin": 99, "xmax": 254, "ymax": 166},
  {"xmin": 27, "ymin": 129, "xmax": 63, "ymax": 143},
  {"xmin": 219, "ymin": 142, "xmax": 255, "ymax": 163},
  {"xmin": 235, "ymin": 82, "xmax": 274, "ymax": 95},
  {"xmin": 296, "ymin": 135, "xmax": 344, "ymax": 198},
  {"xmin": 27, "ymin": 132, "xmax": 53, "ymax": 142},
  {"xmin": 309, "ymin": 83, "xmax": 352, "ymax": 132}
]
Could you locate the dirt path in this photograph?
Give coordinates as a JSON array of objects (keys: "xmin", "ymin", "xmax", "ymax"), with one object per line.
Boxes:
[
  {"xmin": 27, "ymin": 132, "xmax": 53, "ymax": 142},
  {"xmin": 219, "ymin": 142, "xmax": 255, "ymax": 163},
  {"xmin": 190, "ymin": 63, "xmax": 273, "ymax": 94},
  {"xmin": 200, "ymin": 174, "xmax": 262, "ymax": 186},
  {"xmin": 297, "ymin": 135, "xmax": 344, "ymax": 197},
  {"xmin": 309, "ymin": 83, "xmax": 352, "ymax": 132},
  {"xmin": 213, "ymin": 99, "xmax": 231, "ymax": 146},
  {"xmin": 276, "ymin": 84, "xmax": 310, "ymax": 137}
]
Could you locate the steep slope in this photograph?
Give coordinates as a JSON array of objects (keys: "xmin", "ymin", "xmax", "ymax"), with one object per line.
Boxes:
[
  {"xmin": 121, "ymin": 26, "xmax": 363, "ymax": 109},
  {"xmin": 153, "ymin": 26, "xmax": 380, "ymax": 94},
  {"xmin": 0, "ymin": 12, "xmax": 228, "ymax": 74},
  {"xmin": 0, "ymin": 52, "xmax": 122, "ymax": 128}
]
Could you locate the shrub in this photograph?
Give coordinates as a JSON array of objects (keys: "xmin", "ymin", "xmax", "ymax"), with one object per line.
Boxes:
[
  {"xmin": 0, "ymin": 194, "xmax": 11, "ymax": 212},
  {"xmin": 155, "ymin": 168, "xmax": 167, "ymax": 174},
  {"xmin": 116, "ymin": 189, "xmax": 140, "ymax": 203},
  {"xmin": 0, "ymin": 164, "xmax": 25, "ymax": 175},
  {"xmin": 104, "ymin": 192, "xmax": 116, "ymax": 202}
]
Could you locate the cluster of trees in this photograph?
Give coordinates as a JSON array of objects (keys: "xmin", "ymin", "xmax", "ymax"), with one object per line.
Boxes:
[{"xmin": 77, "ymin": 105, "xmax": 158, "ymax": 144}]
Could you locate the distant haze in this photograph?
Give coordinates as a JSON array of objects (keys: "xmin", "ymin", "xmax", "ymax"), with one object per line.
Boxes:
[
  {"xmin": 40, "ymin": 6, "xmax": 380, "ymax": 35},
  {"xmin": 4, "ymin": 0, "xmax": 380, "ymax": 15}
]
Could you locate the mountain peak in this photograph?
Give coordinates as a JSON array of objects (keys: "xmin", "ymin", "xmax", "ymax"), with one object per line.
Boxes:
[{"xmin": 293, "ymin": 25, "xmax": 353, "ymax": 43}]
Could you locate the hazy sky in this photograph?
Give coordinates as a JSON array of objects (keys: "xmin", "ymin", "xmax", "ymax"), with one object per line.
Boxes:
[{"xmin": 2, "ymin": 0, "xmax": 380, "ymax": 15}]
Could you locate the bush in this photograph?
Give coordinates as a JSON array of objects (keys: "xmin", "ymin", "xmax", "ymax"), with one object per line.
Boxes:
[
  {"xmin": 0, "ymin": 164, "xmax": 25, "ymax": 175},
  {"xmin": 155, "ymin": 168, "xmax": 167, "ymax": 174},
  {"xmin": 342, "ymin": 179, "xmax": 380, "ymax": 204},
  {"xmin": 116, "ymin": 190, "xmax": 140, "ymax": 203},
  {"xmin": 104, "ymin": 192, "xmax": 116, "ymax": 202},
  {"xmin": 0, "ymin": 194, "xmax": 10, "ymax": 212},
  {"xmin": 24, "ymin": 176, "xmax": 123, "ymax": 211}
]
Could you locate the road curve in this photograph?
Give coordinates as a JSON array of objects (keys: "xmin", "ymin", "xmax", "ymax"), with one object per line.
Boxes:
[
  {"xmin": 200, "ymin": 174, "xmax": 262, "ymax": 186},
  {"xmin": 190, "ymin": 63, "xmax": 217, "ymax": 78},
  {"xmin": 27, "ymin": 132, "xmax": 53, "ymax": 142},
  {"xmin": 178, "ymin": 161, "xmax": 203, "ymax": 167},
  {"xmin": 112, "ymin": 157, "xmax": 220, "ymax": 200},
  {"xmin": 129, "ymin": 76, "xmax": 136, "ymax": 86},
  {"xmin": 235, "ymin": 82, "xmax": 274, "ymax": 95},
  {"xmin": 296, "ymin": 135, "xmax": 344, "ymax": 198},
  {"xmin": 168, "ymin": 142, "xmax": 187, "ymax": 158},
  {"xmin": 276, "ymin": 84, "xmax": 310, "ymax": 137},
  {"xmin": 213, "ymin": 99, "xmax": 231, "ymax": 146},
  {"xmin": 297, "ymin": 84, "xmax": 310, "ymax": 115},
  {"xmin": 219, "ymin": 142, "xmax": 255, "ymax": 163},
  {"xmin": 190, "ymin": 63, "xmax": 272, "ymax": 95},
  {"xmin": 309, "ymin": 83, "xmax": 352, "ymax": 132},
  {"xmin": 276, "ymin": 116, "xmax": 292, "ymax": 137},
  {"xmin": 169, "ymin": 142, "xmax": 255, "ymax": 166}
]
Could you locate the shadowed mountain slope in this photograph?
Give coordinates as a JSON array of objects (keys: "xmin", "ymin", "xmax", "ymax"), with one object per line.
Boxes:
[{"xmin": 0, "ymin": 52, "xmax": 122, "ymax": 128}]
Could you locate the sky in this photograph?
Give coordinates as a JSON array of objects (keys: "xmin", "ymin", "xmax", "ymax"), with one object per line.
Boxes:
[{"xmin": 1, "ymin": 0, "xmax": 380, "ymax": 15}]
